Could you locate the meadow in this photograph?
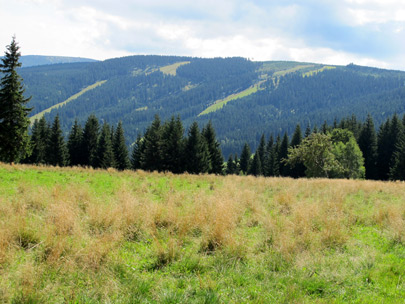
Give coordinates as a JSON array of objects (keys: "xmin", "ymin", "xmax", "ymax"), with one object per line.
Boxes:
[{"xmin": 0, "ymin": 163, "xmax": 404, "ymax": 303}]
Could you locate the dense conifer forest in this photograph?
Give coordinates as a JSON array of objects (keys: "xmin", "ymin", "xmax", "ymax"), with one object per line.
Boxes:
[
  {"xmin": 22, "ymin": 113, "xmax": 405, "ymax": 181},
  {"xmin": 19, "ymin": 56, "xmax": 405, "ymax": 157}
]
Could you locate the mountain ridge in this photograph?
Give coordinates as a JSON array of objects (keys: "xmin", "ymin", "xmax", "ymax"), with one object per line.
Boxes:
[
  {"xmin": 19, "ymin": 55, "xmax": 98, "ymax": 67},
  {"xmin": 19, "ymin": 55, "xmax": 405, "ymax": 156}
]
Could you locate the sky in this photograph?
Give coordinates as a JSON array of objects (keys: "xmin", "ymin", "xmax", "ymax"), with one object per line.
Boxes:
[{"xmin": 1, "ymin": 0, "xmax": 405, "ymax": 70}]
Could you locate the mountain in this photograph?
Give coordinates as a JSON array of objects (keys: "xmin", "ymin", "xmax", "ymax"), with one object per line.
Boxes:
[
  {"xmin": 20, "ymin": 55, "xmax": 97, "ymax": 67},
  {"xmin": 19, "ymin": 56, "xmax": 405, "ymax": 157}
]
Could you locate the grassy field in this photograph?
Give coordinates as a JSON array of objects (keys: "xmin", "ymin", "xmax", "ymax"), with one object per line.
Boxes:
[
  {"xmin": 199, "ymin": 84, "xmax": 264, "ymax": 116},
  {"xmin": 0, "ymin": 163, "xmax": 404, "ymax": 303},
  {"xmin": 303, "ymin": 66, "xmax": 336, "ymax": 77},
  {"xmin": 160, "ymin": 62, "xmax": 191, "ymax": 76},
  {"xmin": 30, "ymin": 80, "xmax": 108, "ymax": 123}
]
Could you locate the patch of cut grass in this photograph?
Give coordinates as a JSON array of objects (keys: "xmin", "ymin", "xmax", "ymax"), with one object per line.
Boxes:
[
  {"xmin": 273, "ymin": 64, "xmax": 315, "ymax": 77},
  {"xmin": 198, "ymin": 83, "xmax": 263, "ymax": 116},
  {"xmin": 160, "ymin": 61, "xmax": 190, "ymax": 76},
  {"xmin": 303, "ymin": 66, "xmax": 336, "ymax": 77},
  {"xmin": 135, "ymin": 106, "xmax": 148, "ymax": 111},
  {"xmin": 30, "ymin": 80, "xmax": 107, "ymax": 123}
]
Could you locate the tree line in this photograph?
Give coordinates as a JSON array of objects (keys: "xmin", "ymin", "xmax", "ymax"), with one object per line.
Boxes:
[
  {"xmin": 230, "ymin": 113, "xmax": 405, "ymax": 181},
  {"xmin": 1, "ymin": 37, "xmax": 404, "ymax": 181},
  {"xmin": 23, "ymin": 114, "xmax": 224, "ymax": 175}
]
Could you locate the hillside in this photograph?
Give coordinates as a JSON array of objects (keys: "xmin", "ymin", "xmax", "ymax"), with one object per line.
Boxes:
[
  {"xmin": 0, "ymin": 163, "xmax": 404, "ymax": 303},
  {"xmin": 20, "ymin": 56, "xmax": 405, "ymax": 156},
  {"xmin": 20, "ymin": 55, "xmax": 97, "ymax": 67}
]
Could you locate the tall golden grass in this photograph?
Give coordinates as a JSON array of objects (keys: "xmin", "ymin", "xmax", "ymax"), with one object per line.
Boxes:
[{"xmin": 0, "ymin": 163, "xmax": 404, "ymax": 301}]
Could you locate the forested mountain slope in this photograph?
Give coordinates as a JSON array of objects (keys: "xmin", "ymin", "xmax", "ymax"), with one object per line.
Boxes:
[
  {"xmin": 20, "ymin": 55, "xmax": 97, "ymax": 67},
  {"xmin": 20, "ymin": 56, "xmax": 405, "ymax": 156}
]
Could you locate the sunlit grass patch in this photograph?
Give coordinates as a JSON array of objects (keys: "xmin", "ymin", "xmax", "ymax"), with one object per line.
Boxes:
[{"xmin": 0, "ymin": 162, "xmax": 404, "ymax": 302}]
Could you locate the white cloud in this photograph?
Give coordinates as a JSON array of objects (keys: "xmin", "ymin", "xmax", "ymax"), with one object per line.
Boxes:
[{"xmin": 1, "ymin": 0, "xmax": 405, "ymax": 70}]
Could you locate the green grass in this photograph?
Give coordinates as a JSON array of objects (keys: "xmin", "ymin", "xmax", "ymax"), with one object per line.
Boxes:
[
  {"xmin": 198, "ymin": 84, "xmax": 263, "ymax": 116},
  {"xmin": 0, "ymin": 163, "xmax": 404, "ymax": 303},
  {"xmin": 160, "ymin": 61, "xmax": 190, "ymax": 76},
  {"xmin": 30, "ymin": 80, "xmax": 107, "ymax": 123},
  {"xmin": 273, "ymin": 64, "xmax": 316, "ymax": 77},
  {"xmin": 303, "ymin": 66, "xmax": 336, "ymax": 77}
]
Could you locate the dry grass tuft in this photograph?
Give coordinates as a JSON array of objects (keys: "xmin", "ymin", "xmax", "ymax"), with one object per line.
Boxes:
[{"xmin": 1, "ymin": 163, "xmax": 404, "ymax": 302}]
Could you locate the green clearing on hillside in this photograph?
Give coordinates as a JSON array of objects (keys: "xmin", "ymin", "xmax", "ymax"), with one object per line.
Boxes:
[
  {"xmin": 160, "ymin": 61, "xmax": 190, "ymax": 76},
  {"xmin": 273, "ymin": 64, "xmax": 316, "ymax": 77},
  {"xmin": 198, "ymin": 83, "xmax": 263, "ymax": 116},
  {"xmin": 303, "ymin": 66, "xmax": 336, "ymax": 77},
  {"xmin": 30, "ymin": 80, "xmax": 107, "ymax": 123},
  {"xmin": 0, "ymin": 163, "xmax": 404, "ymax": 303}
]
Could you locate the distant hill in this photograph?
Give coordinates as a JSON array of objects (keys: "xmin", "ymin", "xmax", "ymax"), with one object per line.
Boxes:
[
  {"xmin": 19, "ymin": 56, "xmax": 405, "ymax": 156},
  {"xmin": 20, "ymin": 55, "xmax": 97, "ymax": 67}
]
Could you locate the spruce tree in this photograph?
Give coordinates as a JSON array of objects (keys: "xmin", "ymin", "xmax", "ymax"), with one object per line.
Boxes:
[
  {"xmin": 160, "ymin": 116, "xmax": 185, "ymax": 173},
  {"xmin": 358, "ymin": 114, "xmax": 377, "ymax": 179},
  {"xmin": 67, "ymin": 119, "xmax": 84, "ymax": 166},
  {"xmin": 142, "ymin": 114, "xmax": 163, "ymax": 171},
  {"xmin": 202, "ymin": 121, "xmax": 224, "ymax": 174},
  {"xmin": 278, "ymin": 132, "xmax": 289, "ymax": 176},
  {"xmin": 226, "ymin": 155, "xmax": 235, "ymax": 175},
  {"xmin": 389, "ymin": 130, "xmax": 405, "ymax": 180},
  {"xmin": 47, "ymin": 115, "xmax": 68, "ymax": 166},
  {"xmin": 239, "ymin": 143, "xmax": 251, "ymax": 174},
  {"xmin": 263, "ymin": 134, "xmax": 274, "ymax": 176},
  {"xmin": 304, "ymin": 125, "xmax": 311, "ymax": 138},
  {"xmin": 28, "ymin": 117, "xmax": 50, "ymax": 164},
  {"xmin": 376, "ymin": 119, "xmax": 391, "ymax": 180},
  {"xmin": 82, "ymin": 114, "xmax": 99, "ymax": 167},
  {"xmin": 388, "ymin": 114, "xmax": 403, "ymax": 170},
  {"xmin": 184, "ymin": 122, "xmax": 210, "ymax": 174},
  {"xmin": 234, "ymin": 153, "xmax": 240, "ymax": 175},
  {"xmin": 249, "ymin": 152, "xmax": 262, "ymax": 176},
  {"xmin": 289, "ymin": 124, "xmax": 305, "ymax": 178},
  {"xmin": 131, "ymin": 134, "xmax": 144, "ymax": 170},
  {"xmin": 272, "ymin": 135, "xmax": 281, "ymax": 176},
  {"xmin": 113, "ymin": 121, "xmax": 130, "ymax": 170},
  {"xmin": 0, "ymin": 37, "xmax": 32, "ymax": 163},
  {"xmin": 256, "ymin": 133, "xmax": 266, "ymax": 167},
  {"xmin": 94, "ymin": 122, "xmax": 115, "ymax": 169}
]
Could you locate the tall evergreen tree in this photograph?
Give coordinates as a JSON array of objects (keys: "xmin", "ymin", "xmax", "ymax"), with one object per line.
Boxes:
[
  {"xmin": 278, "ymin": 132, "xmax": 289, "ymax": 176},
  {"xmin": 234, "ymin": 153, "xmax": 240, "ymax": 175},
  {"xmin": 377, "ymin": 115, "xmax": 403, "ymax": 180},
  {"xmin": 202, "ymin": 121, "xmax": 224, "ymax": 174},
  {"xmin": 256, "ymin": 133, "xmax": 266, "ymax": 167},
  {"xmin": 0, "ymin": 37, "xmax": 32, "ymax": 163},
  {"xmin": 141, "ymin": 114, "xmax": 163, "ymax": 171},
  {"xmin": 289, "ymin": 124, "xmax": 305, "ymax": 178},
  {"xmin": 82, "ymin": 114, "xmax": 99, "ymax": 167},
  {"xmin": 94, "ymin": 122, "xmax": 115, "ymax": 169},
  {"xmin": 113, "ymin": 121, "xmax": 130, "ymax": 170},
  {"xmin": 131, "ymin": 134, "xmax": 144, "ymax": 170},
  {"xmin": 239, "ymin": 143, "xmax": 251, "ymax": 174},
  {"xmin": 389, "ymin": 129, "xmax": 405, "ymax": 180},
  {"xmin": 184, "ymin": 122, "xmax": 210, "ymax": 174},
  {"xmin": 67, "ymin": 119, "xmax": 84, "ymax": 166},
  {"xmin": 160, "ymin": 116, "xmax": 185, "ymax": 173},
  {"xmin": 249, "ymin": 152, "xmax": 262, "ymax": 176},
  {"xmin": 304, "ymin": 125, "xmax": 311, "ymax": 138},
  {"xmin": 358, "ymin": 114, "xmax": 377, "ymax": 179},
  {"xmin": 47, "ymin": 115, "xmax": 68, "ymax": 166},
  {"xmin": 388, "ymin": 114, "xmax": 403, "ymax": 169},
  {"xmin": 226, "ymin": 154, "xmax": 235, "ymax": 175},
  {"xmin": 27, "ymin": 117, "xmax": 50, "ymax": 164},
  {"xmin": 321, "ymin": 121, "xmax": 329, "ymax": 134},
  {"xmin": 263, "ymin": 134, "xmax": 274, "ymax": 176}
]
